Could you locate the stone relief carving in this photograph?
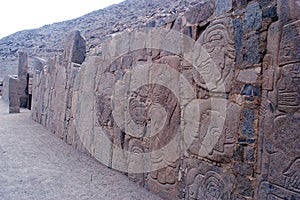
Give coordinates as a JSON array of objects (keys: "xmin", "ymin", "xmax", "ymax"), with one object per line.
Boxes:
[
  {"xmin": 126, "ymin": 138, "xmax": 146, "ymax": 186},
  {"xmin": 278, "ymin": 21, "xmax": 300, "ymax": 66},
  {"xmin": 277, "ymin": 64, "xmax": 300, "ymax": 113},
  {"xmin": 195, "ymin": 18, "xmax": 235, "ymax": 93},
  {"xmin": 284, "ymin": 158, "xmax": 300, "ymax": 193},
  {"xmin": 186, "ymin": 17, "xmax": 239, "ymax": 163},
  {"xmin": 28, "ymin": 2, "xmax": 300, "ymax": 199},
  {"xmin": 185, "ymin": 160, "xmax": 234, "ymax": 200},
  {"xmin": 258, "ymin": 181, "xmax": 300, "ymax": 200},
  {"xmin": 257, "ymin": 16, "xmax": 300, "ymax": 199},
  {"xmin": 135, "ymin": 84, "xmax": 181, "ymax": 199}
]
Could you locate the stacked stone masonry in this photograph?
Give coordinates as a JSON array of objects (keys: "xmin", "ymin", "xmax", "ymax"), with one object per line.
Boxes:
[
  {"xmin": 22, "ymin": 0, "xmax": 300, "ymax": 199},
  {"xmin": 2, "ymin": 51, "xmax": 32, "ymax": 112}
]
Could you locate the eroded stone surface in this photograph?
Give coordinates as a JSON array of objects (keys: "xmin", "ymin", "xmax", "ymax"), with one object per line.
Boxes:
[
  {"xmin": 185, "ymin": 159, "xmax": 235, "ymax": 200},
  {"xmin": 27, "ymin": 1, "xmax": 300, "ymax": 200},
  {"xmin": 18, "ymin": 52, "xmax": 28, "ymax": 108},
  {"xmin": 244, "ymin": 3, "xmax": 262, "ymax": 32},
  {"xmin": 257, "ymin": 6, "xmax": 300, "ymax": 199},
  {"xmin": 216, "ymin": 0, "xmax": 232, "ymax": 16},
  {"xmin": 8, "ymin": 76, "xmax": 20, "ymax": 113},
  {"xmin": 185, "ymin": 1, "xmax": 214, "ymax": 24},
  {"xmin": 279, "ymin": 20, "xmax": 300, "ymax": 66}
]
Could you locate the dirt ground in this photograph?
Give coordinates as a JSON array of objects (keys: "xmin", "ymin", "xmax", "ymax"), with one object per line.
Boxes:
[{"xmin": 0, "ymin": 98, "xmax": 162, "ymax": 200}]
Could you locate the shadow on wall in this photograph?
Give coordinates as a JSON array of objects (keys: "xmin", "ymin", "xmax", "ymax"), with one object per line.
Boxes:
[{"xmin": 0, "ymin": 80, "xmax": 3, "ymax": 96}]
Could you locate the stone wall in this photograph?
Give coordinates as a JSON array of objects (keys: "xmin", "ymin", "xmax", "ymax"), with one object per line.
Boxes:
[
  {"xmin": 2, "ymin": 75, "xmax": 21, "ymax": 113},
  {"xmin": 2, "ymin": 51, "xmax": 32, "ymax": 110},
  {"xmin": 8, "ymin": 76, "xmax": 20, "ymax": 113},
  {"xmin": 2, "ymin": 75, "xmax": 18, "ymax": 102},
  {"xmin": 32, "ymin": 30, "xmax": 86, "ymax": 145},
  {"xmin": 2, "ymin": 75, "xmax": 9, "ymax": 101},
  {"xmin": 31, "ymin": 1, "xmax": 300, "ymax": 199}
]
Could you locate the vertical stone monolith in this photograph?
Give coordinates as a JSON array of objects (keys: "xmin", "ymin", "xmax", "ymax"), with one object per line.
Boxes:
[
  {"xmin": 8, "ymin": 76, "xmax": 20, "ymax": 113},
  {"xmin": 18, "ymin": 52, "xmax": 28, "ymax": 108}
]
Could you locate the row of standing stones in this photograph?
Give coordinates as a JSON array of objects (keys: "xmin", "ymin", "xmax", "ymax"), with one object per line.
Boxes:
[{"xmin": 2, "ymin": 0, "xmax": 300, "ymax": 199}]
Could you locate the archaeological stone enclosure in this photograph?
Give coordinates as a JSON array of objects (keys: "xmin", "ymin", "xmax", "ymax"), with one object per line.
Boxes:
[{"xmin": 0, "ymin": 0, "xmax": 299, "ymax": 199}]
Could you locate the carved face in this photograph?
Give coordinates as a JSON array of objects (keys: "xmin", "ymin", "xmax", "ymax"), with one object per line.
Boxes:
[
  {"xmin": 203, "ymin": 29, "xmax": 229, "ymax": 71},
  {"xmin": 129, "ymin": 98, "xmax": 147, "ymax": 125},
  {"xmin": 195, "ymin": 19, "xmax": 235, "ymax": 93},
  {"xmin": 277, "ymin": 64, "xmax": 300, "ymax": 113}
]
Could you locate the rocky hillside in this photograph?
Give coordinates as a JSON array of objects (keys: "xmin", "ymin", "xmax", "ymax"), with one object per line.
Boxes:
[{"xmin": 0, "ymin": 0, "xmax": 197, "ymax": 81}]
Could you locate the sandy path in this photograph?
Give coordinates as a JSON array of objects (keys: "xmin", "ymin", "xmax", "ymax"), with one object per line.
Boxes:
[{"xmin": 0, "ymin": 98, "xmax": 161, "ymax": 200}]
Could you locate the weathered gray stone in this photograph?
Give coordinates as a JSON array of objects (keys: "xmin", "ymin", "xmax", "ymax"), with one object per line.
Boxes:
[
  {"xmin": 236, "ymin": 0, "xmax": 247, "ymax": 8},
  {"xmin": 233, "ymin": 162, "xmax": 254, "ymax": 176},
  {"xmin": 243, "ymin": 3, "xmax": 262, "ymax": 32},
  {"xmin": 2, "ymin": 75, "xmax": 18, "ymax": 103},
  {"xmin": 241, "ymin": 109, "xmax": 255, "ymax": 138},
  {"xmin": 216, "ymin": 0, "xmax": 232, "ymax": 15},
  {"xmin": 27, "ymin": 1, "xmax": 300, "ymax": 200},
  {"xmin": 18, "ymin": 52, "xmax": 28, "ymax": 108},
  {"xmin": 33, "ymin": 57, "xmax": 46, "ymax": 72},
  {"xmin": 262, "ymin": 6, "xmax": 278, "ymax": 21},
  {"xmin": 185, "ymin": 1, "xmax": 214, "ymax": 24},
  {"xmin": 185, "ymin": 159, "xmax": 235, "ymax": 200},
  {"xmin": 277, "ymin": 64, "xmax": 300, "ymax": 113},
  {"xmin": 236, "ymin": 175, "xmax": 253, "ymax": 196},
  {"xmin": 278, "ymin": 0, "xmax": 300, "ymax": 24},
  {"xmin": 258, "ymin": 181, "xmax": 300, "ymax": 199},
  {"xmin": 259, "ymin": 0, "xmax": 272, "ymax": 7},
  {"xmin": 64, "ymin": 30, "xmax": 86, "ymax": 64},
  {"xmin": 279, "ymin": 20, "xmax": 300, "ymax": 66},
  {"xmin": 234, "ymin": 18, "xmax": 243, "ymax": 66},
  {"xmin": 146, "ymin": 20, "xmax": 156, "ymax": 28},
  {"xmin": 237, "ymin": 68, "xmax": 261, "ymax": 83},
  {"xmin": 246, "ymin": 146, "xmax": 255, "ymax": 162},
  {"xmin": 8, "ymin": 76, "xmax": 20, "ymax": 113},
  {"xmin": 257, "ymin": 10, "xmax": 300, "ymax": 198},
  {"xmin": 244, "ymin": 33, "xmax": 260, "ymax": 66}
]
